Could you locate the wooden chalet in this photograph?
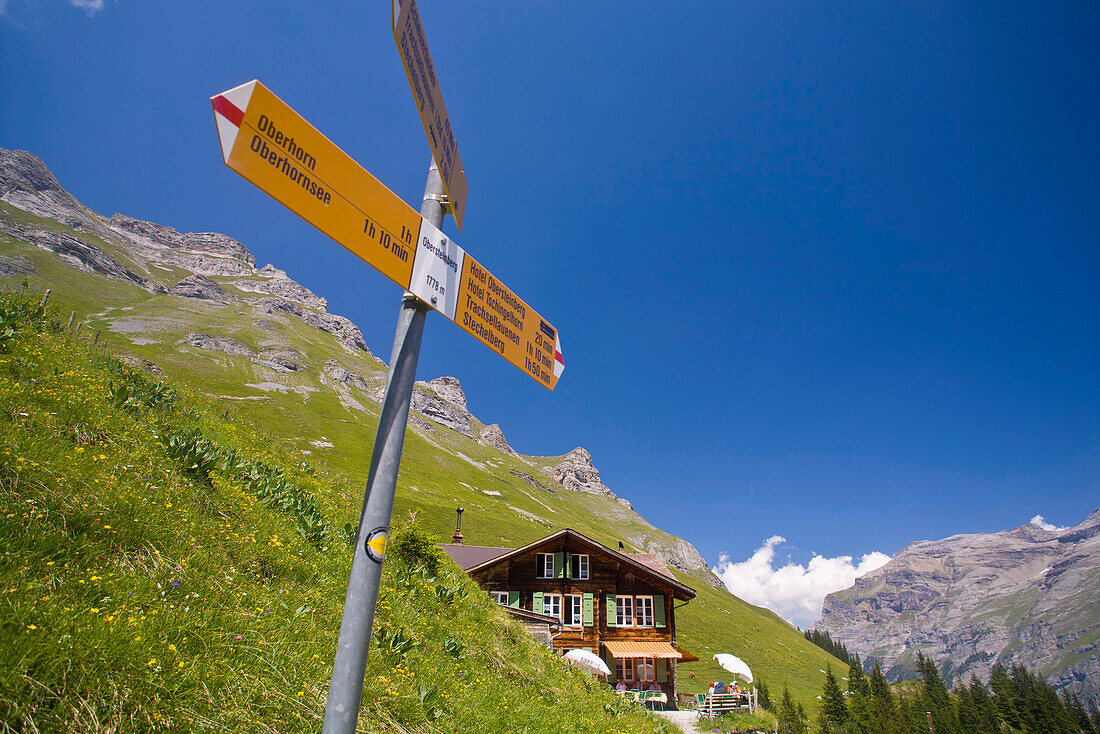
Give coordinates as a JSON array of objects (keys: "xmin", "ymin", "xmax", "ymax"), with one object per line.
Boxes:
[{"xmin": 440, "ymin": 527, "xmax": 696, "ymax": 701}]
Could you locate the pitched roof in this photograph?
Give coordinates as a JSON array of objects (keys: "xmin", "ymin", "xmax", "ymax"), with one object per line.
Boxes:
[
  {"xmin": 439, "ymin": 544, "xmax": 513, "ymax": 570},
  {"xmin": 453, "ymin": 528, "xmax": 696, "ymax": 600},
  {"xmin": 623, "ymin": 553, "xmax": 674, "ymax": 577}
]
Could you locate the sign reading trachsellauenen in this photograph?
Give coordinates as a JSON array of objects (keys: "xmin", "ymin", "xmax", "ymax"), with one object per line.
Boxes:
[{"xmin": 211, "ymin": 80, "xmax": 563, "ymax": 390}]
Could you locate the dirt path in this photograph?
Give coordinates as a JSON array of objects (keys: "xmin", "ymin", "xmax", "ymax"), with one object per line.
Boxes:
[{"xmin": 653, "ymin": 710, "xmax": 705, "ymax": 734}]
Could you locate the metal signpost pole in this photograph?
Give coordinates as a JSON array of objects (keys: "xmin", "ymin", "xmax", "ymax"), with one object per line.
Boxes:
[{"xmin": 321, "ymin": 163, "xmax": 446, "ymax": 734}]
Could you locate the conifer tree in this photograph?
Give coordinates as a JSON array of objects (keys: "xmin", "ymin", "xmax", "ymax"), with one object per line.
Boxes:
[
  {"xmin": 1062, "ymin": 691, "xmax": 1094, "ymax": 734},
  {"xmin": 779, "ymin": 685, "xmax": 801, "ymax": 734},
  {"xmin": 848, "ymin": 654, "xmax": 869, "ymax": 696},
  {"xmin": 758, "ymin": 679, "xmax": 773, "ymax": 712},
  {"xmin": 917, "ymin": 654, "xmax": 959, "ymax": 734},
  {"xmin": 845, "ymin": 653, "xmax": 872, "ymax": 734},
  {"xmin": 821, "ymin": 664, "xmax": 850, "ymax": 731},
  {"xmin": 989, "ymin": 664, "xmax": 1021, "ymax": 730},
  {"xmin": 867, "ymin": 662, "xmax": 899, "ymax": 734}
]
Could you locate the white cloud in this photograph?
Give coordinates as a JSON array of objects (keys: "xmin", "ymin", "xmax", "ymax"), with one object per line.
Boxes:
[
  {"xmin": 1029, "ymin": 515, "xmax": 1066, "ymax": 532},
  {"xmin": 68, "ymin": 0, "xmax": 105, "ymax": 15},
  {"xmin": 713, "ymin": 536, "xmax": 891, "ymax": 628}
]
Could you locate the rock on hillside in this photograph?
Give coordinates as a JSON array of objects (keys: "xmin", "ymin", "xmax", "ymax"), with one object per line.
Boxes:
[
  {"xmin": 1, "ymin": 148, "xmax": 96, "ymax": 230},
  {"xmin": 815, "ymin": 507, "xmax": 1100, "ymax": 701},
  {"xmin": 0, "ymin": 147, "xmax": 368, "ymax": 353},
  {"xmin": 480, "ymin": 424, "xmax": 520, "ymax": 459},
  {"xmin": 541, "ymin": 448, "xmax": 626, "ymax": 503}
]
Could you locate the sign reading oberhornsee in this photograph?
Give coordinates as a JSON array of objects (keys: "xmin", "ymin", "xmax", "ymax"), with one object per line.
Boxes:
[{"xmin": 211, "ymin": 80, "xmax": 563, "ymax": 390}]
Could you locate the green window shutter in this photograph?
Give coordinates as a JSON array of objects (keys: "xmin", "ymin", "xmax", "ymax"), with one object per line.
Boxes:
[
  {"xmin": 564, "ymin": 552, "xmax": 573, "ymax": 578},
  {"xmin": 654, "ymin": 594, "xmax": 666, "ymax": 628},
  {"xmin": 605, "ymin": 594, "xmax": 617, "ymax": 626},
  {"xmin": 533, "ymin": 591, "xmax": 543, "ymax": 614},
  {"xmin": 657, "ymin": 659, "xmax": 668, "ymax": 682},
  {"xmin": 554, "ymin": 552, "xmax": 565, "ymax": 578},
  {"xmin": 508, "ymin": 590, "xmax": 520, "ymax": 608},
  {"xmin": 582, "ymin": 592, "xmax": 594, "ymax": 626}
]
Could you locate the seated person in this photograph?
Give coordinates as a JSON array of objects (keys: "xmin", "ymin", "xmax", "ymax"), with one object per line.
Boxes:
[
  {"xmin": 615, "ymin": 680, "xmax": 627, "ymax": 692},
  {"xmin": 647, "ymin": 682, "xmax": 662, "ymax": 692},
  {"xmin": 732, "ymin": 682, "xmax": 742, "ymax": 694}
]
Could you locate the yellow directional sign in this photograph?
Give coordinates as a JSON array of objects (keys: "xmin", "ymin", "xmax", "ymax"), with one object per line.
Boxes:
[
  {"xmin": 211, "ymin": 80, "xmax": 419, "ymax": 291},
  {"xmin": 211, "ymin": 80, "xmax": 563, "ymax": 390},
  {"xmin": 392, "ymin": 0, "xmax": 469, "ymax": 231}
]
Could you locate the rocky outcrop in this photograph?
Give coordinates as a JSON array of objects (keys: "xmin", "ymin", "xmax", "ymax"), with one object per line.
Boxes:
[
  {"xmin": 181, "ymin": 333, "xmax": 253, "ymax": 357},
  {"xmin": 254, "ymin": 347, "xmax": 304, "ymax": 373},
  {"xmin": 0, "ymin": 255, "xmax": 35, "ymax": 276},
  {"xmin": 254, "ymin": 297, "xmax": 369, "ymax": 353},
  {"xmin": 5, "ymin": 221, "xmax": 161, "ymax": 292},
  {"xmin": 410, "ymin": 377, "xmax": 475, "ymax": 438},
  {"xmin": 541, "ymin": 448, "xmax": 621, "ymax": 499},
  {"xmin": 107, "ymin": 214, "xmax": 254, "ymax": 264},
  {"xmin": 170, "ymin": 274, "xmax": 230, "ymax": 302},
  {"xmin": 232, "ymin": 265, "xmax": 328, "ymax": 311},
  {"xmin": 0, "ymin": 148, "xmax": 93, "ymax": 228},
  {"xmin": 815, "ymin": 508, "xmax": 1100, "ymax": 701},
  {"xmin": 480, "ymin": 424, "xmax": 520, "ymax": 458}
]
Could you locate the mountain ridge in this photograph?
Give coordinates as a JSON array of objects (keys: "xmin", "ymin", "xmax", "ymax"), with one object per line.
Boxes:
[{"xmin": 815, "ymin": 507, "xmax": 1100, "ymax": 701}]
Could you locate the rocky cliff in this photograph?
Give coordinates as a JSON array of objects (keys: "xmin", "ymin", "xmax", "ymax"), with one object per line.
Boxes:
[{"xmin": 815, "ymin": 508, "xmax": 1100, "ymax": 701}]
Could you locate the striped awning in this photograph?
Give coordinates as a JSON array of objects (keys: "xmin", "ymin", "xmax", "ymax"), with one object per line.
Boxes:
[{"xmin": 603, "ymin": 641, "xmax": 683, "ymax": 659}]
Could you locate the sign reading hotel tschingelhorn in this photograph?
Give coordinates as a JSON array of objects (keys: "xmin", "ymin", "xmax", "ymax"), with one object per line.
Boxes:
[
  {"xmin": 392, "ymin": 0, "xmax": 469, "ymax": 231},
  {"xmin": 210, "ymin": 80, "xmax": 564, "ymax": 390}
]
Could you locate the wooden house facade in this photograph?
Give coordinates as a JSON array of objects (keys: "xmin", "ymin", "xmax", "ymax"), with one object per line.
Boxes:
[{"xmin": 441, "ymin": 528, "xmax": 696, "ymax": 700}]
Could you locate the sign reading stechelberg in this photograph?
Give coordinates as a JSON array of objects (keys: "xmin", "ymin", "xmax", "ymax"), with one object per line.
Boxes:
[
  {"xmin": 210, "ymin": 80, "xmax": 563, "ymax": 389},
  {"xmin": 392, "ymin": 0, "xmax": 469, "ymax": 231}
]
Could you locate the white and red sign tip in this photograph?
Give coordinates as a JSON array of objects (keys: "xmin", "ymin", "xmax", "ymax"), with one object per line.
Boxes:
[
  {"xmin": 554, "ymin": 336, "xmax": 565, "ymax": 379},
  {"xmin": 211, "ymin": 80, "xmax": 257, "ymax": 164}
]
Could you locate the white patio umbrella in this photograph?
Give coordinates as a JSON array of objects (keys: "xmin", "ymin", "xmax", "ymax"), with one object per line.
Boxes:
[
  {"xmin": 713, "ymin": 653, "xmax": 754, "ymax": 683},
  {"xmin": 563, "ymin": 648, "xmax": 611, "ymax": 676}
]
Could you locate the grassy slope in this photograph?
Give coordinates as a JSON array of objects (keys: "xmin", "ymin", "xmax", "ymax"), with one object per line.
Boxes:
[
  {"xmin": 0, "ymin": 301, "xmax": 676, "ymax": 733},
  {"xmin": 1, "ymin": 205, "xmax": 843, "ymax": 709}
]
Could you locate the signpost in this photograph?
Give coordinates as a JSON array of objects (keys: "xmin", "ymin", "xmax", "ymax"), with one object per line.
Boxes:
[
  {"xmin": 211, "ymin": 80, "xmax": 563, "ymax": 390},
  {"xmin": 212, "ymin": 7, "xmax": 563, "ymax": 726},
  {"xmin": 392, "ymin": 0, "xmax": 469, "ymax": 230}
]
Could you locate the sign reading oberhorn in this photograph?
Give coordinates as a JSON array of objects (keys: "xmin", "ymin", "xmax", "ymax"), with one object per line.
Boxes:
[{"xmin": 210, "ymin": 80, "xmax": 564, "ymax": 389}]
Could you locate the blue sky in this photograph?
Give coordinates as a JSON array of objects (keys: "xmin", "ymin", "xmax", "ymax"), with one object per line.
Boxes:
[{"xmin": 3, "ymin": 0, "xmax": 1097, "ymax": 624}]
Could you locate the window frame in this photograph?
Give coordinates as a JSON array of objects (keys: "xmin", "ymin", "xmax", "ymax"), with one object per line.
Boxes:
[
  {"xmin": 635, "ymin": 595, "xmax": 654, "ymax": 627},
  {"xmin": 616, "ymin": 657, "xmax": 634, "ymax": 682},
  {"xmin": 571, "ymin": 553, "xmax": 590, "ymax": 579},
  {"xmin": 489, "ymin": 591, "xmax": 510, "ymax": 606},
  {"xmin": 543, "ymin": 593, "xmax": 562, "ymax": 620},
  {"xmin": 616, "ymin": 595, "xmax": 634, "ymax": 627},
  {"xmin": 563, "ymin": 594, "xmax": 583, "ymax": 627},
  {"xmin": 536, "ymin": 552, "xmax": 554, "ymax": 579},
  {"xmin": 635, "ymin": 657, "xmax": 655, "ymax": 681}
]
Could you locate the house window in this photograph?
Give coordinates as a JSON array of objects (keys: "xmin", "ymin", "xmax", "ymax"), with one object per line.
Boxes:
[
  {"xmin": 636, "ymin": 596, "xmax": 654, "ymax": 627},
  {"xmin": 616, "ymin": 596, "xmax": 634, "ymax": 626},
  {"xmin": 570, "ymin": 553, "xmax": 589, "ymax": 579},
  {"xmin": 536, "ymin": 553, "xmax": 554, "ymax": 579},
  {"xmin": 490, "ymin": 591, "xmax": 509, "ymax": 606},
  {"xmin": 616, "ymin": 657, "xmax": 634, "ymax": 681},
  {"xmin": 563, "ymin": 594, "xmax": 583, "ymax": 626},
  {"xmin": 635, "ymin": 657, "xmax": 655, "ymax": 681},
  {"xmin": 543, "ymin": 593, "xmax": 562, "ymax": 620}
]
